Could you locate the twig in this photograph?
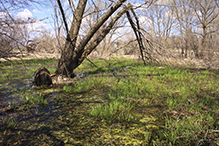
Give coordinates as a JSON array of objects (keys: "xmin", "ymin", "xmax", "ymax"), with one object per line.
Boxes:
[
  {"xmin": 204, "ymin": 129, "xmax": 208, "ymax": 139},
  {"xmin": 196, "ymin": 138, "xmax": 214, "ymax": 146},
  {"xmin": 130, "ymin": 6, "xmax": 146, "ymax": 65},
  {"xmin": 210, "ymin": 130, "xmax": 219, "ymax": 133},
  {"xmin": 176, "ymin": 112, "xmax": 183, "ymax": 122},
  {"xmin": 108, "ymin": 39, "xmax": 137, "ymax": 56},
  {"xmin": 86, "ymin": 58, "xmax": 98, "ymax": 68}
]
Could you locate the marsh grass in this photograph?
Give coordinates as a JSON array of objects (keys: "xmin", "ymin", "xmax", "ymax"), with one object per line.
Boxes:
[
  {"xmin": 0, "ymin": 58, "xmax": 57, "ymax": 83},
  {"xmin": 90, "ymin": 94, "xmax": 134, "ymax": 124},
  {"xmin": 21, "ymin": 94, "xmax": 48, "ymax": 107},
  {"xmin": 1, "ymin": 118, "xmax": 16, "ymax": 129},
  {"xmin": 0, "ymin": 58, "xmax": 219, "ymax": 145},
  {"xmin": 74, "ymin": 59, "xmax": 219, "ymax": 145}
]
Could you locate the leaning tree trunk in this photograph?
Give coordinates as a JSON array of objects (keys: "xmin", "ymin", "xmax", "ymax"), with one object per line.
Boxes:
[
  {"xmin": 55, "ymin": 0, "xmax": 127, "ymax": 78},
  {"xmin": 56, "ymin": 0, "xmax": 87, "ymax": 78}
]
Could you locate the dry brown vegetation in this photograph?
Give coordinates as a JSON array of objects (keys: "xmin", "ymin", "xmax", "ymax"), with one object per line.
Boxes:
[{"xmin": 0, "ymin": 0, "xmax": 219, "ymax": 69}]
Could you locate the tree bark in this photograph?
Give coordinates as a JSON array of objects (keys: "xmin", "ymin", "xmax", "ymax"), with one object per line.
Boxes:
[
  {"xmin": 78, "ymin": 4, "xmax": 131, "ymax": 64},
  {"xmin": 55, "ymin": 0, "xmax": 127, "ymax": 77},
  {"xmin": 129, "ymin": 7, "xmax": 146, "ymax": 65},
  {"xmin": 56, "ymin": 0, "xmax": 88, "ymax": 77}
]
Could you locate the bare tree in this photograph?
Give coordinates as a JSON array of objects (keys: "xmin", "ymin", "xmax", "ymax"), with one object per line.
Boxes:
[
  {"xmin": 53, "ymin": 0, "xmax": 191, "ymax": 79},
  {"xmin": 172, "ymin": 0, "xmax": 197, "ymax": 58},
  {"xmin": 172, "ymin": 0, "xmax": 219, "ymax": 59},
  {"xmin": 0, "ymin": 0, "xmax": 47, "ymax": 60},
  {"xmin": 55, "ymin": 0, "xmax": 131, "ymax": 77},
  {"xmin": 192, "ymin": 0, "xmax": 219, "ymax": 59}
]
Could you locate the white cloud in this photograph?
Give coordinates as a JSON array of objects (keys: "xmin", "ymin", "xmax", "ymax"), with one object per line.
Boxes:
[
  {"xmin": 16, "ymin": 9, "xmax": 32, "ymax": 20},
  {"xmin": 16, "ymin": 9, "xmax": 52, "ymax": 35},
  {"xmin": 26, "ymin": 20, "xmax": 52, "ymax": 32},
  {"xmin": 33, "ymin": 9, "xmax": 44, "ymax": 13},
  {"xmin": 0, "ymin": 12, "xmax": 8, "ymax": 19},
  {"xmin": 155, "ymin": 0, "xmax": 173, "ymax": 5},
  {"xmin": 194, "ymin": 10, "xmax": 202, "ymax": 20}
]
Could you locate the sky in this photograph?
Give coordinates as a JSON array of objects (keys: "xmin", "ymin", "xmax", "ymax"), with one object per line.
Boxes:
[
  {"xmin": 13, "ymin": 2, "xmax": 55, "ymax": 36},
  {"xmin": 10, "ymin": 0, "xmax": 175, "ymax": 39},
  {"xmin": 11, "ymin": 1, "xmax": 135, "ymax": 39},
  {"xmin": 13, "ymin": 1, "xmax": 151, "ymax": 27}
]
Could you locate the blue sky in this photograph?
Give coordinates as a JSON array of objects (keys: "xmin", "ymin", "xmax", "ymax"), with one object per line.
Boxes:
[
  {"xmin": 13, "ymin": 1, "xmax": 55, "ymax": 34},
  {"xmin": 14, "ymin": 0, "xmax": 151, "ymax": 30},
  {"xmin": 12, "ymin": 0, "xmax": 161, "ymax": 39}
]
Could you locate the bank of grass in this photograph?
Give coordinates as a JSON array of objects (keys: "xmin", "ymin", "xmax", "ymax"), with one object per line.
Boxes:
[
  {"xmin": 69, "ymin": 58, "xmax": 219, "ymax": 145},
  {"xmin": 0, "ymin": 58, "xmax": 57, "ymax": 83},
  {"xmin": 0, "ymin": 58, "xmax": 219, "ymax": 145}
]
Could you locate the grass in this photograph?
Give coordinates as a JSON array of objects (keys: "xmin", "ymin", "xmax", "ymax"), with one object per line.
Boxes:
[
  {"xmin": 90, "ymin": 94, "xmax": 134, "ymax": 124},
  {"xmin": 0, "ymin": 58, "xmax": 219, "ymax": 145},
  {"xmin": 0, "ymin": 58, "xmax": 57, "ymax": 79},
  {"xmin": 2, "ymin": 118, "xmax": 16, "ymax": 129},
  {"xmin": 21, "ymin": 94, "xmax": 48, "ymax": 107}
]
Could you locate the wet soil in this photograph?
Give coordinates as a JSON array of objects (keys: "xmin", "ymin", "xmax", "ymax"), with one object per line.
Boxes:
[{"xmin": 0, "ymin": 59, "xmax": 167, "ymax": 145}]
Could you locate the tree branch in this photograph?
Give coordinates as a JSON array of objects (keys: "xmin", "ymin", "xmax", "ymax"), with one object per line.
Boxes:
[
  {"xmin": 56, "ymin": 0, "xmax": 87, "ymax": 75},
  {"xmin": 130, "ymin": 7, "xmax": 146, "ymax": 65},
  {"xmin": 76, "ymin": 0, "xmax": 127, "ymax": 56},
  {"xmin": 79, "ymin": 3, "xmax": 131, "ymax": 63},
  {"xmin": 126, "ymin": 10, "xmax": 146, "ymax": 65},
  {"xmin": 57, "ymin": 0, "xmax": 69, "ymax": 36}
]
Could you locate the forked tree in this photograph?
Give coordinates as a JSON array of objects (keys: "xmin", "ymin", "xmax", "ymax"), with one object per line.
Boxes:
[{"xmin": 54, "ymin": 0, "xmax": 147, "ymax": 78}]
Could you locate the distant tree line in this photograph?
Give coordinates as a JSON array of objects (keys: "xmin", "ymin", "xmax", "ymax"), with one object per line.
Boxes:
[{"xmin": 1, "ymin": 0, "xmax": 219, "ymax": 69}]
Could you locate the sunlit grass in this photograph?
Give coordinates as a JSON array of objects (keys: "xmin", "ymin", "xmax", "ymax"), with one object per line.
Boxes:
[
  {"xmin": 81, "ymin": 59, "xmax": 219, "ymax": 145},
  {"xmin": 90, "ymin": 94, "xmax": 134, "ymax": 124},
  {"xmin": 1, "ymin": 58, "xmax": 219, "ymax": 145}
]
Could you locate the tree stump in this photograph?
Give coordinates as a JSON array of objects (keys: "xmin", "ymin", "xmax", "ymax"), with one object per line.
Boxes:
[{"xmin": 33, "ymin": 67, "xmax": 52, "ymax": 86}]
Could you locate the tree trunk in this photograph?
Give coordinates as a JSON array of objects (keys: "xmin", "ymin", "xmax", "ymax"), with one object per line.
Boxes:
[
  {"xmin": 55, "ymin": 0, "xmax": 127, "ymax": 78},
  {"xmin": 56, "ymin": 0, "xmax": 88, "ymax": 77}
]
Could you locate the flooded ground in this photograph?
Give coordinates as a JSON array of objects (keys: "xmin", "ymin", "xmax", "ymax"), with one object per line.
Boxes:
[{"xmin": 0, "ymin": 58, "xmax": 219, "ymax": 145}]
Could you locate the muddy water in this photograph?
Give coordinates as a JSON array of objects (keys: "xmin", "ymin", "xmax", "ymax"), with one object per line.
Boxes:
[
  {"xmin": 0, "ymin": 69, "xmax": 98, "ymax": 125},
  {"xmin": 0, "ymin": 69, "xmax": 60, "ymax": 121},
  {"xmin": 0, "ymin": 81, "xmax": 29, "ymax": 121},
  {"xmin": 0, "ymin": 81, "xmax": 108, "ymax": 145}
]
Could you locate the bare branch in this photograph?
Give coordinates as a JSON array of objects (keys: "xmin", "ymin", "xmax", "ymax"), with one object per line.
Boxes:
[
  {"xmin": 126, "ymin": 9, "xmax": 146, "ymax": 65},
  {"xmin": 79, "ymin": 3, "xmax": 131, "ymax": 63},
  {"xmin": 76, "ymin": 0, "xmax": 127, "ymax": 55},
  {"xmin": 57, "ymin": 0, "xmax": 69, "ymax": 35}
]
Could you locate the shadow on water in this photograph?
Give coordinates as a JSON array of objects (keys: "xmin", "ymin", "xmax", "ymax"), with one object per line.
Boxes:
[
  {"xmin": 0, "ymin": 73, "xmax": 111, "ymax": 145},
  {"xmin": 0, "ymin": 80, "xmax": 31, "ymax": 121},
  {"xmin": 0, "ymin": 84, "xmax": 65, "ymax": 145},
  {"xmin": 0, "ymin": 78, "xmax": 58, "ymax": 122}
]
